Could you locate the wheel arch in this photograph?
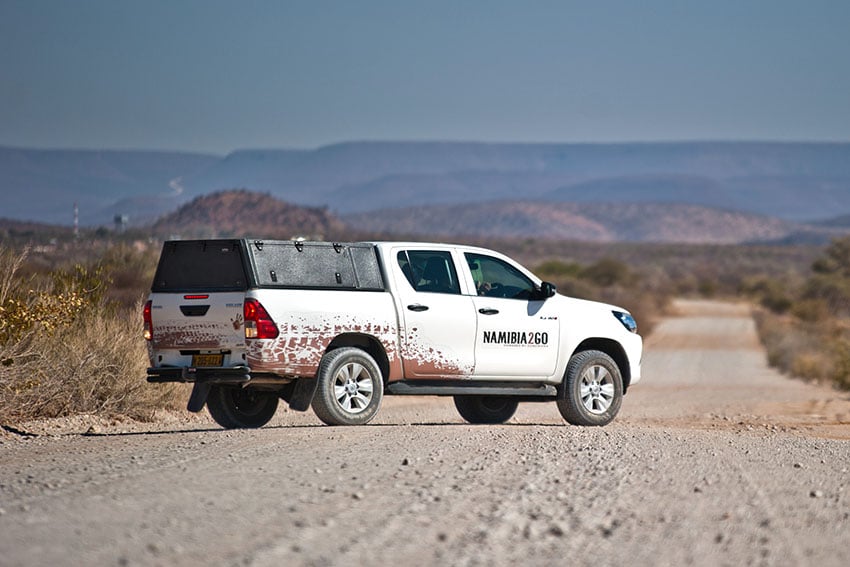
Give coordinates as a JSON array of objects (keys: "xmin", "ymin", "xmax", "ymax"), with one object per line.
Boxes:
[
  {"xmin": 326, "ymin": 333, "xmax": 390, "ymax": 385},
  {"xmin": 570, "ymin": 338, "xmax": 632, "ymax": 393}
]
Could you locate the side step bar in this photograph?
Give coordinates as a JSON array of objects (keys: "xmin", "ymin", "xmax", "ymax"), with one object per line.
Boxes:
[{"xmin": 386, "ymin": 380, "xmax": 558, "ymax": 399}]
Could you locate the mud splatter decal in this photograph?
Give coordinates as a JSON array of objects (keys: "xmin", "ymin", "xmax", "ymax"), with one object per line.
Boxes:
[
  {"xmin": 400, "ymin": 327, "xmax": 473, "ymax": 376},
  {"xmin": 152, "ymin": 320, "xmax": 243, "ymax": 350},
  {"xmin": 246, "ymin": 313, "xmax": 401, "ymax": 379}
]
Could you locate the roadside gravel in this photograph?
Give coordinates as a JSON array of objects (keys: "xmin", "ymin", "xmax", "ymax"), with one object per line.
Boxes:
[{"xmin": 1, "ymin": 299, "xmax": 848, "ymax": 566}]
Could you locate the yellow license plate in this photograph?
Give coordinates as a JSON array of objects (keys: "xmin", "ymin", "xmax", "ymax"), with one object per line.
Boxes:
[{"xmin": 192, "ymin": 354, "xmax": 224, "ymax": 367}]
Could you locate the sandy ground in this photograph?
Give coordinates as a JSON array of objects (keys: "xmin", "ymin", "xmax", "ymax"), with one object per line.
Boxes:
[{"xmin": 1, "ymin": 299, "xmax": 849, "ymax": 566}]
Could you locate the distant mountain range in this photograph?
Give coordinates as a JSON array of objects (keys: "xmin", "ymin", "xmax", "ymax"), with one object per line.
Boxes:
[
  {"xmin": 124, "ymin": 190, "xmax": 841, "ymax": 246},
  {"xmin": 343, "ymin": 201, "xmax": 839, "ymax": 244},
  {"xmin": 0, "ymin": 146, "xmax": 216, "ymax": 225},
  {"xmin": 2, "ymin": 141, "xmax": 850, "ymax": 243}
]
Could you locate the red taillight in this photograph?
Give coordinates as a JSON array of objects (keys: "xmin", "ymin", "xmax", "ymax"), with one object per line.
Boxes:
[
  {"xmin": 243, "ymin": 299, "xmax": 279, "ymax": 339},
  {"xmin": 143, "ymin": 300, "xmax": 153, "ymax": 341},
  {"xmin": 183, "ymin": 294, "xmax": 209, "ymax": 300}
]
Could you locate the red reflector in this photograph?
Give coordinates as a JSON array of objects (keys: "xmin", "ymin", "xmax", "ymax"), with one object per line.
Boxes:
[{"xmin": 183, "ymin": 294, "xmax": 209, "ymax": 300}]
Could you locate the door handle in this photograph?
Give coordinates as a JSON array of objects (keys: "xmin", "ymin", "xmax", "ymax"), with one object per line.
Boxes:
[
  {"xmin": 407, "ymin": 304, "xmax": 429, "ymax": 312},
  {"xmin": 478, "ymin": 308, "xmax": 499, "ymax": 315}
]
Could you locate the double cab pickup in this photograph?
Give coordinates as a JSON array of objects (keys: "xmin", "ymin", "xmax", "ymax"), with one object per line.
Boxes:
[{"xmin": 145, "ymin": 240, "xmax": 642, "ymax": 428}]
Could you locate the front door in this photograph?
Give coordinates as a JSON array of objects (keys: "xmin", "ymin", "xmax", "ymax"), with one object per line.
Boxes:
[{"xmin": 465, "ymin": 252, "xmax": 560, "ymax": 378}]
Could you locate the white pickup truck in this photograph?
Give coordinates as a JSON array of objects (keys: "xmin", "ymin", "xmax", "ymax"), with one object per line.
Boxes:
[{"xmin": 145, "ymin": 239, "xmax": 642, "ymax": 428}]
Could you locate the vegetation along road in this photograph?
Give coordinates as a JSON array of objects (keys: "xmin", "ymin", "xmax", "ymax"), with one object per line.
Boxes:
[{"xmin": 1, "ymin": 300, "xmax": 849, "ymax": 566}]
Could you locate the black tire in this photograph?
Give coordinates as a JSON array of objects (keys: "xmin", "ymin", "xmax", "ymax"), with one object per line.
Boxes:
[
  {"xmin": 311, "ymin": 347, "xmax": 383, "ymax": 426},
  {"xmin": 453, "ymin": 396, "xmax": 519, "ymax": 424},
  {"xmin": 557, "ymin": 350, "xmax": 623, "ymax": 426},
  {"xmin": 206, "ymin": 385, "xmax": 279, "ymax": 429}
]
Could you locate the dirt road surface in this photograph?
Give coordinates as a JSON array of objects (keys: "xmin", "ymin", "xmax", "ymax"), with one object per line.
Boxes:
[{"xmin": 2, "ymin": 300, "xmax": 849, "ymax": 566}]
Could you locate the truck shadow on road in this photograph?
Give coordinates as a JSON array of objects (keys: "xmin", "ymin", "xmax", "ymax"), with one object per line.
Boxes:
[{"xmin": 79, "ymin": 421, "xmax": 577, "ymax": 437}]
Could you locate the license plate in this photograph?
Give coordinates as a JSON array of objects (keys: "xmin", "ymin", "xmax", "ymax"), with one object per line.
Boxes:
[{"xmin": 192, "ymin": 354, "xmax": 224, "ymax": 367}]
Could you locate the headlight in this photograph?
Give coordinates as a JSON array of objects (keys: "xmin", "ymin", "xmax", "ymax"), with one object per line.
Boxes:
[{"xmin": 613, "ymin": 311, "xmax": 637, "ymax": 333}]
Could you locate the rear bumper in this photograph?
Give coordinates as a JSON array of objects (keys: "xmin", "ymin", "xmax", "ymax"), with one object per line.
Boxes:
[
  {"xmin": 147, "ymin": 365, "xmax": 317, "ymax": 413},
  {"xmin": 146, "ymin": 365, "xmax": 251, "ymax": 385}
]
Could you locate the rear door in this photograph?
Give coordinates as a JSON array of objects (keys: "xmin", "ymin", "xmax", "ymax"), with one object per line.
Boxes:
[{"xmin": 390, "ymin": 246, "xmax": 477, "ymax": 377}]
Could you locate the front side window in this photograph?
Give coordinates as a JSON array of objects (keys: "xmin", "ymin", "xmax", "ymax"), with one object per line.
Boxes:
[
  {"xmin": 465, "ymin": 253, "xmax": 536, "ymax": 300},
  {"xmin": 397, "ymin": 250, "xmax": 460, "ymax": 295}
]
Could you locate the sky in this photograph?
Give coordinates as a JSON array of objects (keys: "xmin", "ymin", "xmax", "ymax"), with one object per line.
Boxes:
[{"xmin": 1, "ymin": 0, "xmax": 849, "ymax": 155}]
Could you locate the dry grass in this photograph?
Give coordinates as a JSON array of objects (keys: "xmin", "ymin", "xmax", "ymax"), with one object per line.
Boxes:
[
  {"xmin": 745, "ymin": 237, "xmax": 850, "ymax": 391},
  {"xmin": 0, "ymin": 247, "xmax": 182, "ymax": 424},
  {"xmin": 754, "ymin": 308, "xmax": 850, "ymax": 391},
  {"xmin": 0, "ymin": 306, "xmax": 183, "ymax": 422}
]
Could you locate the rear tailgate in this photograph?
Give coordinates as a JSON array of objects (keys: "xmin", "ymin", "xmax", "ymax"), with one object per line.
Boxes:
[
  {"xmin": 149, "ymin": 292, "xmax": 246, "ymax": 363},
  {"xmin": 147, "ymin": 240, "xmax": 249, "ymax": 368}
]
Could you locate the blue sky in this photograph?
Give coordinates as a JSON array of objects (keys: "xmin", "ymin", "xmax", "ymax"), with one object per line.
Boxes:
[{"xmin": 1, "ymin": 0, "xmax": 848, "ymax": 154}]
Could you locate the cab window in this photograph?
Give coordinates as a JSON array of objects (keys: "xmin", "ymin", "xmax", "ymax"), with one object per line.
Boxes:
[
  {"xmin": 465, "ymin": 253, "xmax": 536, "ymax": 299},
  {"xmin": 397, "ymin": 250, "xmax": 460, "ymax": 295}
]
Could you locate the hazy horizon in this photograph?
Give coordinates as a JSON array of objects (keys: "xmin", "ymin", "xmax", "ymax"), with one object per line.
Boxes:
[{"xmin": 2, "ymin": 1, "xmax": 849, "ymax": 154}]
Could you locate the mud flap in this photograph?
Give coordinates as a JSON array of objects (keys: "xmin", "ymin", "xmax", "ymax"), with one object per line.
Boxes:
[
  {"xmin": 288, "ymin": 378, "xmax": 318, "ymax": 412},
  {"xmin": 186, "ymin": 382, "xmax": 212, "ymax": 413}
]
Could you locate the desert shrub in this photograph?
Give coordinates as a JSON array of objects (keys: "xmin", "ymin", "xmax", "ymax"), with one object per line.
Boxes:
[
  {"xmin": 0, "ymin": 249, "xmax": 108, "ymax": 344},
  {"xmin": 800, "ymin": 236, "xmax": 850, "ymax": 316},
  {"xmin": 811, "ymin": 236, "xmax": 850, "ymax": 278},
  {"xmin": 754, "ymin": 303, "xmax": 850, "ymax": 391},
  {"xmin": 753, "ymin": 310, "xmax": 814, "ymax": 375},
  {"xmin": 98, "ymin": 243, "xmax": 159, "ymax": 308},
  {"xmin": 0, "ymin": 246, "xmax": 182, "ymax": 423},
  {"xmin": 0, "ymin": 305, "xmax": 184, "ymax": 421},
  {"xmin": 696, "ymin": 278, "xmax": 718, "ymax": 298},
  {"xmin": 802, "ymin": 274, "xmax": 850, "ymax": 316},
  {"xmin": 581, "ymin": 258, "xmax": 632, "ymax": 287},
  {"xmin": 536, "ymin": 260, "xmax": 583, "ymax": 279},
  {"xmin": 739, "ymin": 275, "xmax": 794, "ymax": 314},
  {"xmin": 790, "ymin": 351, "xmax": 832, "ymax": 382},
  {"xmin": 829, "ymin": 338, "xmax": 850, "ymax": 390},
  {"xmin": 790, "ymin": 298, "xmax": 831, "ymax": 323}
]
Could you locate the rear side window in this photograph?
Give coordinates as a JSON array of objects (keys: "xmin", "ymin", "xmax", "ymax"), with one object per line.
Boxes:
[
  {"xmin": 397, "ymin": 250, "xmax": 460, "ymax": 295},
  {"xmin": 152, "ymin": 240, "xmax": 248, "ymax": 292}
]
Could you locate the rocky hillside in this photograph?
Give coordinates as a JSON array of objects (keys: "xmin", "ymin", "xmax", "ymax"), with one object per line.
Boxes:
[{"xmin": 150, "ymin": 190, "xmax": 346, "ymax": 240}]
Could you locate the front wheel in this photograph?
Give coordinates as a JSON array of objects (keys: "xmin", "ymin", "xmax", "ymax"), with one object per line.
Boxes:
[
  {"xmin": 311, "ymin": 347, "xmax": 384, "ymax": 426},
  {"xmin": 557, "ymin": 350, "xmax": 623, "ymax": 426},
  {"xmin": 206, "ymin": 385, "xmax": 279, "ymax": 429},
  {"xmin": 454, "ymin": 396, "xmax": 519, "ymax": 424}
]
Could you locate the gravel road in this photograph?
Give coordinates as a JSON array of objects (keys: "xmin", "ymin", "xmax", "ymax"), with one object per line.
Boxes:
[{"xmin": 2, "ymin": 299, "xmax": 849, "ymax": 567}]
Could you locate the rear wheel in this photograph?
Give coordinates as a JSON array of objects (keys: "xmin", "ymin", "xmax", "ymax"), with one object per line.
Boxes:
[
  {"xmin": 311, "ymin": 347, "xmax": 383, "ymax": 426},
  {"xmin": 454, "ymin": 396, "xmax": 519, "ymax": 424},
  {"xmin": 557, "ymin": 350, "xmax": 623, "ymax": 426},
  {"xmin": 206, "ymin": 385, "xmax": 279, "ymax": 429}
]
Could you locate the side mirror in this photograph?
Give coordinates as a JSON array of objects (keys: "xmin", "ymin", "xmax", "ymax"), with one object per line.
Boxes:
[{"xmin": 539, "ymin": 281, "xmax": 557, "ymax": 299}]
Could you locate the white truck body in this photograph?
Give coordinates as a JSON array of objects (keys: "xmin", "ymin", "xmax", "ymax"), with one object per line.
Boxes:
[{"xmin": 145, "ymin": 239, "xmax": 642, "ymax": 427}]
